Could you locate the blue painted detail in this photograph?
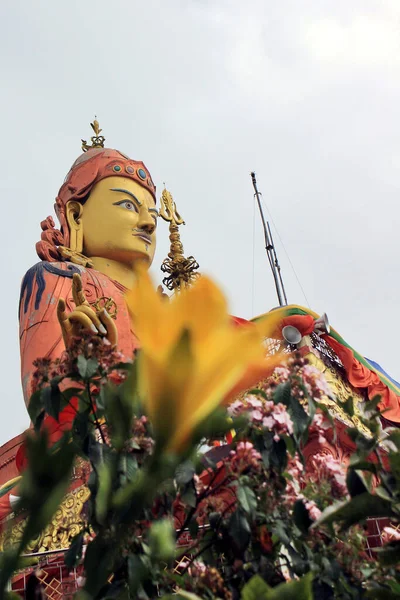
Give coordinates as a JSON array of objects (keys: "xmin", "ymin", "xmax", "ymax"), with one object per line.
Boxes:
[
  {"xmin": 138, "ymin": 168, "xmax": 146, "ymax": 180},
  {"xmin": 19, "ymin": 262, "xmax": 80, "ymax": 315},
  {"xmin": 43, "ymin": 262, "xmax": 80, "ymax": 279}
]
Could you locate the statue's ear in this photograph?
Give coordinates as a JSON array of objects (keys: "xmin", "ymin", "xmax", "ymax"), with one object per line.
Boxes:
[{"xmin": 65, "ymin": 200, "xmax": 83, "ymax": 253}]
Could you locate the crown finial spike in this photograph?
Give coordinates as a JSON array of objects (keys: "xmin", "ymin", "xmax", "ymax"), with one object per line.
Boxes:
[{"xmin": 81, "ymin": 117, "xmax": 105, "ymax": 152}]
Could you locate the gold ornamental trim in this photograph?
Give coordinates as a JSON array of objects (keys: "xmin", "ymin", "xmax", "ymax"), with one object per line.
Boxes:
[{"xmin": 0, "ymin": 485, "xmax": 90, "ymax": 554}]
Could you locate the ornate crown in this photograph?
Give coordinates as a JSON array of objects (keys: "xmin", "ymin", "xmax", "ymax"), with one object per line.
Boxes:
[
  {"xmin": 60, "ymin": 120, "xmax": 157, "ymax": 203},
  {"xmin": 81, "ymin": 118, "xmax": 105, "ymax": 152}
]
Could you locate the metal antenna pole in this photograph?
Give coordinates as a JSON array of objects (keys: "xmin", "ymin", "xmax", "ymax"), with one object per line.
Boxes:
[
  {"xmin": 250, "ymin": 172, "xmax": 287, "ymax": 307},
  {"xmin": 267, "ymin": 222, "xmax": 288, "ymax": 305}
]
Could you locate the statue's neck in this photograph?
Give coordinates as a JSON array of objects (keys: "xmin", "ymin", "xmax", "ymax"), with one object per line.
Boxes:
[{"xmin": 90, "ymin": 257, "xmax": 137, "ymax": 289}]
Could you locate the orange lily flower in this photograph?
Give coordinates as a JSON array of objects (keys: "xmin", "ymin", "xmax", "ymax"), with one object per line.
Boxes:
[{"xmin": 125, "ymin": 269, "xmax": 282, "ymax": 453}]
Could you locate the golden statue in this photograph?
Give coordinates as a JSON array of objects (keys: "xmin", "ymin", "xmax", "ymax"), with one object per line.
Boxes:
[{"xmin": 19, "ymin": 123, "xmax": 159, "ymax": 403}]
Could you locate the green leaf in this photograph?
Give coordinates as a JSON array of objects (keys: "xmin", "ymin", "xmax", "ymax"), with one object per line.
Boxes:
[
  {"xmin": 16, "ymin": 432, "xmax": 75, "ymax": 550},
  {"xmin": 348, "ymin": 457, "xmax": 378, "ymax": 474},
  {"xmin": 209, "ymin": 511, "xmax": 221, "ymax": 530},
  {"xmin": 77, "ymin": 355, "xmax": 99, "ymax": 380},
  {"xmin": 248, "ymin": 388, "xmax": 269, "ymax": 400},
  {"xmin": 83, "ymin": 534, "xmax": 116, "ymax": 596},
  {"xmin": 342, "ymin": 396, "xmax": 354, "ymax": 417},
  {"xmin": 389, "ymin": 452, "xmax": 400, "ymax": 484},
  {"xmin": 273, "ymin": 382, "xmax": 292, "ymax": 407},
  {"xmin": 128, "ymin": 554, "xmax": 148, "ymax": 596},
  {"xmin": 64, "ymin": 531, "xmax": 84, "ymax": 568},
  {"xmin": 237, "ymin": 485, "xmax": 257, "ymax": 518},
  {"xmin": 241, "ymin": 575, "xmax": 271, "ymax": 600},
  {"xmin": 189, "ymin": 518, "xmax": 199, "ymax": 539},
  {"xmin": 229, "ymin": 510, "xmax": 251, "ymax": 553},
  {"xmin": 95, "ymin": 461, "xmax": 113, "ymax": 525},
  {"xmin": 0, "ymin": 549, "xmax": 20, "ymax": 595},
  {"xmin": 288, "ymin": 394, "xmax": 309, "ymax": 437},
  {"xmin": 376, "ymin": 540, "xmax": 400, "ymax": 566},
  {"xmin": 314, "ymin": 492, "xmax": 394, "ymax": 530},
  {"xmin": 118, "ymin": 453, "xmax": 138, "ymax": 486},
  {"xmin": 293, "ymin": 499, "xmax": 312, "ymax": 534},
  {"xmin": 386, "ymin": 430, "xmax": 400, "ymax": 450},
  {"xmin": 148, "ymin": 518, "xmax": 176, "ymax": 563},
  {"xmin": 175, "ymin": 460, "xmax": 195, "ymax": 486},
  {"xmin": 181, "ymin": 482, "xmax": 197, "ymax": 508},
  {"xmin": 103, "ymin": 383, "xmax": 134, "ymax": 451},
  {"xmin": 162, "ymin": 592, "xmax": 204, "ymax": 600},
  {"xmin": 265, "ymin": 573, "xmax": 313, "ymax": 599},
  {"xmin": 365, "ymin": 588, "xmax": 400, "ymax": 599},
  {"xmin": 0, "ymin": 479, "xmax": 19, "ymax": 499},
  {"xmin": 270, "ymin": 437, "xmax": 288, "ymax": 473},
  {"xmin": 242, "ymin": 574, "xmax": 314, "ymax": 600},
  {"xmin": 41, "ymin": 383, "xmax": 61, "ymax": 420},
  {"xmin": 174, "ymin": 594, "xmax": 204, "ymax": 600},
  {"xmin": 192, "ymin": 405, "xmax": 233, "ymax": 442},
  {"xmin": 346, "ymin": 469, "xmax": 369, "ymax": 497},
  {"xmin": 272, "ymin": 520, "xmax": 291, "ymax": 546},
  {"xmin": 27, "ymin": 389, "xmax": 44, "ymax": 429}
]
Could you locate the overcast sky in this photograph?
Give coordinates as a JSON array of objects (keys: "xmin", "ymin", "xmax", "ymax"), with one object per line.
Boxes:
[{"xmin": 1, "ymin": 0, "xmax": 399, "ymax": 446}]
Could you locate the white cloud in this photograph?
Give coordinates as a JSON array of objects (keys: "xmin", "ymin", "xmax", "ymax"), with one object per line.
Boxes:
[{"xmin": 302, "ymin": 14, "xmax": 400, "ymax": 68}]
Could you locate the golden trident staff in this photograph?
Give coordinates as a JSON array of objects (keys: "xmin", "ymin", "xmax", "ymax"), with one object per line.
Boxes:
[{"xmin": 159, "ymin": 187, "xmax": 199, "ymax": 292}]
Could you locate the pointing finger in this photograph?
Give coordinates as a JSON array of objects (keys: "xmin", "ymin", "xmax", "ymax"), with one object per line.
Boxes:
[
  {"xmin": 57, "ymin": 297, "xmax": 68, "ymax": 323},
  {"xmin": 72, "ymin": 273, "xmax": 89, "ymax": 307}
]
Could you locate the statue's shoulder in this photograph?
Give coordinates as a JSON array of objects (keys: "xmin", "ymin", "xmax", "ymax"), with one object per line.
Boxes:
[
  {"xmin": 19, "ymin": 261, "xmax": 83, "ymax": 316},
  {"xmin": 21, "ymin": 260, "xmax": 83, "ymax": 283}
]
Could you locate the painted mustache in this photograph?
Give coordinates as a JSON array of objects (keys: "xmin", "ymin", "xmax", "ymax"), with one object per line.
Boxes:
[{"xmin": 132, "ymin": 229, "xmax": 152, "ymax": 244}]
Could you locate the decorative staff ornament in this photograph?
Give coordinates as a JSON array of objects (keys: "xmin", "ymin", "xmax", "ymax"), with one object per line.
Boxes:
[{"xmin": 159, "ymin": 187, "xmax": 199, "ymax": 292}]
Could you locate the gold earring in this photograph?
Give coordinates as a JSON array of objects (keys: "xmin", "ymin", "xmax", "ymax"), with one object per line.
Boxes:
[{"xmin": 61, "ymin": 201, "xmax": 93, "ymax": 268}]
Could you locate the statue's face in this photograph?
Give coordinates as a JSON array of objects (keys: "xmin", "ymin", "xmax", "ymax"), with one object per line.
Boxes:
[{"xmin": 81, "ymin": 176, "xmax": 157, "ymax": 265}]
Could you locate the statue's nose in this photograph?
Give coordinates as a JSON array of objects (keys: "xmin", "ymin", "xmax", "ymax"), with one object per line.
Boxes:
[{"xmin": 138, "ymin": 209, "xmax": 156, "ymax": 234}]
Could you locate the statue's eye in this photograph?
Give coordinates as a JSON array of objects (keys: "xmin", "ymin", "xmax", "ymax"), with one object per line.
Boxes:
[{"xmin": 117, "ymin": 200, "xmax": 137, "ymax": 212}]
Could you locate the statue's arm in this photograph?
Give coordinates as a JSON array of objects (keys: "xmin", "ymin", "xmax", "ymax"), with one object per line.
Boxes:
[
  {"xmin": 19, "ymin": 263, "xmax": 118, "ymax": 404},
  {"xmin": 19, "ymin": 262, "xmax": 74, "ymax": 404}
]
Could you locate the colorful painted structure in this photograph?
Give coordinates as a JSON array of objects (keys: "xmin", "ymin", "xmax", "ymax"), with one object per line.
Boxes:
[{"xmin": 1, "ymin": 123, "xmax": 400, "ymax": 596}]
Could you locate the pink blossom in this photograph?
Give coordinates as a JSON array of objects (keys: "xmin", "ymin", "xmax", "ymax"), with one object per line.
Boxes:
[
  {"xmin": 274, "ymin": 366, "xmax": 290, "ymax": 382},
  {"xmin": 194, "ymin": 474, "xmax": 206, "ymax": 495},
  {"xmin": 300, "ymin": 365, "xmax": 332, "ymax": 400},
  {"xmin": 305, "ymin": 500, "xmax": 322, "ymax": 521},
  {"xmin": 262, "ymin": 416, "xmax": 275, "ymax": 429},
  {"xmin": 230, "ymin": 441, "xmax": 262, "ymax": 472},
  {"xmin": 382, "ymin": 526, "xmax": 400, "ymax": 543},
  {"xmin": 284, "ymin": 454, "xmax": 305, "ymax": 503},
  {"xmin": 307, "ymin": 452, "xmax": 347, "ymax": 499},
  {"xmin": 247, "ymin": 396, "xmax": 263, "ymax": 409},
  {"xmin": 251, "ymin": 409, "xmax": 263, "ymax": 422},
  {"xmin": 188, "ymin": 560, "xmax": 207, "ymax": 577},
  {"xmin": 259, "ymin": 402, "xmax": 294, "ymax": 440},
  {"xmin": 229, "ymin": 396, "xmax": 294, "ymax": 442},
  {"xmin": 309, "ymin": 412, "xmax": 328, "ymax": 444},
  {"xmin": 227, "ymin": 399, "xmax": 245, "ymax": 417}
]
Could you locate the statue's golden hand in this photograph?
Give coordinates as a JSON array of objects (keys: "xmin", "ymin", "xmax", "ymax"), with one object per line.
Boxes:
[{"xmin": 57, "ymin": 273, "xmax": 118, "ymax": 348}]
